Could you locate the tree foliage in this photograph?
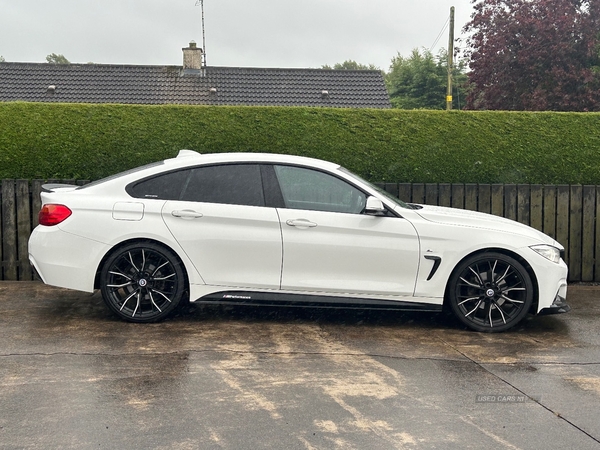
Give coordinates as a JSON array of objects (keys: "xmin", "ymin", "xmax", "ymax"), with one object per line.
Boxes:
[
  {"xmin": 386, "ymin": 48, "xmax": 468, "ymax": 109},
  {"xmin": 46, "ymin": 53, "xmax": 70, "ymax": 64},
  {"xmin": 0, "ymin": 55, "xmax": 5, "ymax": 63},
  {"xmin": 464, "ymin": 0, "xmax": 600, "ymax": 111},
  {"xmin": 321, "ymin": 60, "xmax": 379, "ymax": 70}
]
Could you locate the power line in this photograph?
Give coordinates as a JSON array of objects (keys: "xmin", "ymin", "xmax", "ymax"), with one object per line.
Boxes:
[{"xmin": 429, "ymin": 15, "xmax": 450, "ymax": 51}]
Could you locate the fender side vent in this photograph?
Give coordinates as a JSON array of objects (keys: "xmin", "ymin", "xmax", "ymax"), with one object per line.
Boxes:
[{"xmin": 424, "ymin": 255, "xmax": 442, "ymax": 281}]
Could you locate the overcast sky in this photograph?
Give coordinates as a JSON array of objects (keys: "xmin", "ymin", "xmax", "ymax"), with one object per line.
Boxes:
[{"xmin": 0, "ymin": 0, "xmax": 474, "ymax": 71}]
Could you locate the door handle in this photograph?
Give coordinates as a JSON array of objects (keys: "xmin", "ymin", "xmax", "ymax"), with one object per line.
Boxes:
[
  {"xmin": 286, "ymin": 219, "xmax": 317, "ymax": 228},
  {"xmin": 172, "ymin": 209, "xmax": 203, "ymax": 219}
]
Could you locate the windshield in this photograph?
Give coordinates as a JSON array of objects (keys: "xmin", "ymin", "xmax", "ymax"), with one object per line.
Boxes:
[{"xmin": 338, "ymin": 167, "xmax": 411, "ymax": 209}]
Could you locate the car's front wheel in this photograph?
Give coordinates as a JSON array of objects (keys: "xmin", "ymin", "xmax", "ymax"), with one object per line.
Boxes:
[
  {"xmin": 448, "ymin": 252, "xmax": 533, "ymax": 332},
  {"xmin": 100, "ymin": 242, "xmax": 186, "ymax": 322}
]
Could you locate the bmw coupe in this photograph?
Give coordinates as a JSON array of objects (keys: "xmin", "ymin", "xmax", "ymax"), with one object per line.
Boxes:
[{"xmin": 28, "ymin": 151, "xmax": 569, "ymax": 331}]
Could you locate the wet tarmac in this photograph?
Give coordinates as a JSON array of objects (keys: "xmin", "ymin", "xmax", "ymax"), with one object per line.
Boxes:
[{"xmin": 0, "ymin": 282, "xmax": 599, "ymax": 449}]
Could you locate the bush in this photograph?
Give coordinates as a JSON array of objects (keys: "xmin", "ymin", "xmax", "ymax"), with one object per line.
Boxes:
[{"xmin": 1, "ymin": 102, "xmax": 599, "ymax": 183}]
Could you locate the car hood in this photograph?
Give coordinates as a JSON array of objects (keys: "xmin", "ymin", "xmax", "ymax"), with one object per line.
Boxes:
[{"xmin": 409, "ymin": 204, "xmax": 560, "ymax": 247}]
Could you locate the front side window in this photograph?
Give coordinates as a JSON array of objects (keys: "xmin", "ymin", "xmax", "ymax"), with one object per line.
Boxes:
[{"xmin": 274, "ymin": 165, "xmax": 366, "ymax": 214}]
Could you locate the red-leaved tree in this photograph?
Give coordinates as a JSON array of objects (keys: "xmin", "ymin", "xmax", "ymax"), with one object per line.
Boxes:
[{"xmin": 463, "ymin": 0, "xmax": 600, "ymax": 111}]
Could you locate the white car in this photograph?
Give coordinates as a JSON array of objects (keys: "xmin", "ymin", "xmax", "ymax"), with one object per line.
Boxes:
[{"xmin": 28, "ymin": 150, "xmax": 569, "ymax": 332}]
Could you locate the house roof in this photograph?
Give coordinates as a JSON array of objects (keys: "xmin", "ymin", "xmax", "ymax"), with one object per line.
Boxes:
[{"xmin": 0, "ymin": 62, "xmax": 391, "ymax": 108}]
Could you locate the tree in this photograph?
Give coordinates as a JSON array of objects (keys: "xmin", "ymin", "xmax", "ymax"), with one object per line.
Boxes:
[
  {"xmin": 0, "ymin": 55, "xmax": 5, "ymax": 62},
  {"xmin": 321, "ymin": 60, "xmax": 380, "ymax": 70},
  {"xmin": 386, "ymin": 48, "xmax": 468, "ymax": 109},
  {"xmin": 463, "ymin": 0, "xmax": 600, "ymax": 111},
  {"xmin": 46, "ymin": 53, "xmax": 70, "ymax": 64}
]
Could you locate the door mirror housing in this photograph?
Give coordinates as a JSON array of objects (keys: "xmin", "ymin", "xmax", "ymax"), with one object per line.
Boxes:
[{"xmin": 365, "ymin": 196, "xmax": 386, "ymax": 216}]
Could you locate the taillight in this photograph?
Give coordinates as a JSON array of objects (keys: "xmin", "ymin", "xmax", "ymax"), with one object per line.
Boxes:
[{"xmin": 39, "ymin": 204, "xmax": 72, "ymax": 226}]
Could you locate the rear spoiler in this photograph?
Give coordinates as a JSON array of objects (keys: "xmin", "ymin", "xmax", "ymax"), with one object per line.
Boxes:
[{"xmin": 41, "ymin": 183, "xmax": 78, "ymax": 193}]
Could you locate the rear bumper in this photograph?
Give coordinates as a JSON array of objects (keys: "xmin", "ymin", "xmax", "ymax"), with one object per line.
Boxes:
[{"xmin": 28, "ymin": 225, "xmax": 108, "ymax": 293}]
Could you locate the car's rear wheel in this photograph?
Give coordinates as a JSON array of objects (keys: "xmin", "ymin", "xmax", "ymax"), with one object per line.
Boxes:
[
  {"xmin": 100, "ymin": 242, "xmax": 185, "ymax": 322},
  {"xmin": 448, "ymin": 252, "xmax": 533, "ymax": 332}
]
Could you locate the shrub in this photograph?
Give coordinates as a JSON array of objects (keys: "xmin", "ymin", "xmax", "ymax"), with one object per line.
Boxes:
[{"xmin": 0, "ymin": 102, "xmax": 599, "ymax": 183}]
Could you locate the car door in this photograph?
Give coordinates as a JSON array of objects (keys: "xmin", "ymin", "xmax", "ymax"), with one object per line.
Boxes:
[
  {"xmin": 160, "ymin": 164, "xmax": 282, "ymax": 289},
  {"xmin": 273, "ymin": 165, "xmax": 420, "ymax": 298}
]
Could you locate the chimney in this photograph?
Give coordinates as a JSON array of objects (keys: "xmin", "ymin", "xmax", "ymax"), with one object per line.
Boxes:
[{"xmin": 182, "ymin": 41, "xmax": 203, "ymax": 70}]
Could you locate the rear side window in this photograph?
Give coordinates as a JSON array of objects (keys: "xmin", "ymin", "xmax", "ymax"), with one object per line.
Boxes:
[
  {"xmin": 182, "ymin": 164, "xmax": 265, "ymax": 207},
  {"xmin": 128, "ymin": 169, "xmax": 190, "ymax": 200},
  {"xmin": 129, "ymin": 164, "xmax": 265, "ymax": 206}
]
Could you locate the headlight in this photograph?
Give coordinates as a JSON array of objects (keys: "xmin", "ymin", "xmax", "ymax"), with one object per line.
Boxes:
[{"xmin": 530, "ymin": 244, "xmax": 561, "ymax": 263}]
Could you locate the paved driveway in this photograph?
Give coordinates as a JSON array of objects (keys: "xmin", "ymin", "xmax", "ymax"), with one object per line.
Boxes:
[{"xmin": 1, "ymin": 282, "xmax": 599, "ymax": 449}]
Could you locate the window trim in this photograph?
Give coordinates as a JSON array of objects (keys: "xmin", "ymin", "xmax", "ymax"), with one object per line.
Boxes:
[
  {"xmin": 126, "ymin": 162, "xmax": 266, "ymax": 207},
  {"xmin": 124, "ymin": 161, "xmax": 399, "ymax": 217},
  {"xmin": 260, "ymin": 164, "xmax": 286, "ymax": 208}
]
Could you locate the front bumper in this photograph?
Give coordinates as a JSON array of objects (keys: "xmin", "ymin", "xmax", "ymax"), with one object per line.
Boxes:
[{"xmin": 538, "ymin": 292, "xmax": 571, "ymax": 315}]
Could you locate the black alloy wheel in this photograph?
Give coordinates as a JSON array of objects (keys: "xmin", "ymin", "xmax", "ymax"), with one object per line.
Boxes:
[
  {"xmin": 448, "ymin": 252, "xmax": 533, "ymax": 332},
  {"xmin": 100, "ymin": 242, "xmax": 185, "ymax": 322}
]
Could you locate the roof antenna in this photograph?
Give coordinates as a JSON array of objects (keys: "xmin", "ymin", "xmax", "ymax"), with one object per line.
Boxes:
[{"xmin": 194, "ymin": 0, "xmax": 207, "ymax": 67}]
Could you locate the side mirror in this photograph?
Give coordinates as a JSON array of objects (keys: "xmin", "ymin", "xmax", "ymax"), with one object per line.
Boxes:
[{"xmin": 365, "ymin": 196, "xmax": 386, "ymax": 216}]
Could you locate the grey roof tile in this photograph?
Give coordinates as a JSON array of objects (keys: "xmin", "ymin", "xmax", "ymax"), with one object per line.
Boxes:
[{"xmin": 0, "ymin": 62, "xmax": 391, "ymax": 108}]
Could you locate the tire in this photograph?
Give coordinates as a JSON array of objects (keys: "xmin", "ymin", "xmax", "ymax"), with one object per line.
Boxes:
[
  {"xmin": 448, "ymin": 252, "xmax": 533, "ymax": 332},
  {"xmin": 100, "ymin": 242, "xmax": 186, "ymax": 323}
]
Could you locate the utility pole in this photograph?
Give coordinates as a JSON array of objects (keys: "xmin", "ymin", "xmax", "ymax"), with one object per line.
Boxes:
[{"xmin": 446, "ymin": 6, "xmax": 455, "ymax": 111}]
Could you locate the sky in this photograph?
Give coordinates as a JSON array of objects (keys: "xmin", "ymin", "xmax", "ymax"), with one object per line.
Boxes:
[{"xmin": 0, "ymin": 0, "xmax": 475, "ymax": 71}]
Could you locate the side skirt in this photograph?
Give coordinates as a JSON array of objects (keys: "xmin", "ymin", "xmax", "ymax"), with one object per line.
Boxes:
[{"xmin": 196, "ymin": 291, "xmax": 443, "ymax": 312}]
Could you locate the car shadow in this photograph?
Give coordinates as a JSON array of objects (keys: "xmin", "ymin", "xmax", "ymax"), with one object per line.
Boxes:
[
  {"xmin": 30, "ymin": 287, "xmax": 569, "ymax": 338},
  {"xmin": 159, "ymin": 298, "xmax": 568, "ymax": 337},
  {"xmin": 169, "ymin": 301, "xmax": 541, "ymax": 332}
]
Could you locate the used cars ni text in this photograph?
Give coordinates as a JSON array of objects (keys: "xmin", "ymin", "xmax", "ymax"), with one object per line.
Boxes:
[{"xmin": 28, "ymin": 151, "xmax": 569, "ymax": 332}]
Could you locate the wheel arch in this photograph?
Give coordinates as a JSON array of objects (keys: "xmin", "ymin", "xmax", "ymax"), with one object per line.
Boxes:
[
  {"xmin": 443, "ymin": 247, "xmax": 539, "ymax": 314},
  {"xmin": 93, "ymin": 238, "xmax": 190, "ymax": 291}
]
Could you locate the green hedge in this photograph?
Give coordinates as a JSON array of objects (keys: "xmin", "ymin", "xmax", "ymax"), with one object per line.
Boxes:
[{"xmin": 1, "ymin": 102, "xmax": 599, "ymax": 183}]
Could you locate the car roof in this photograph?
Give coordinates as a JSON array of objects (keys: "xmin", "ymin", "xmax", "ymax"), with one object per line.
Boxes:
[
  {"xmin": 78, "ymin": 150, "xmax": 344, "ymax": 192},
  {"xmin": 164, "ymin": 150, "xmax": 341, "ymax": 171}
]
